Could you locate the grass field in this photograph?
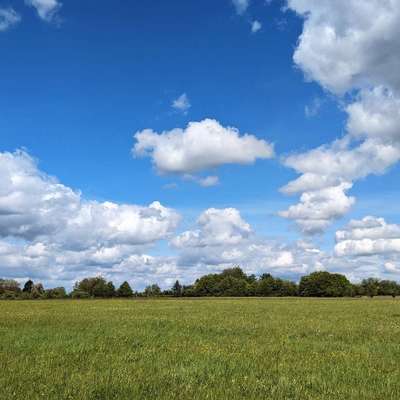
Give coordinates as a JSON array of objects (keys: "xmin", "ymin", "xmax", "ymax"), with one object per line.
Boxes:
[{"xmin": 1, "ymin": 298, "xmax": 400, "ymax": 399}]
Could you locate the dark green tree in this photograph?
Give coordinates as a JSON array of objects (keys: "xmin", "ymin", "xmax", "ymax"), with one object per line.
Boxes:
[
  {"xmin": 71, "ymin": 290, "xmax": 90, "ymax": 299},
  {"xmin": 106, "ymin": 281, "xmax": 116, "ymax": 297},
  {"xmin": 361, "ymin": 278, "xmax": 380, "ymax": 298},
  {"xmin": 193, "ymin": 274, "xmax": 221, "ymax": 296},
  {"xmin": 299, "ymin": 271, "xmax": 352, "ymax": 297},
  {"xmin": 172, "ymin": 280, "xmax": 183, "ymax": 297},
  {"xmin": 379, "ymin": 280, "xmax": 400, "ymax": 298},
  {"xmin": 256, "ymin": 275, "xmax": 298, "ymax": 297},
  {"xmin": 256, "ymin": 274, "xmax": 275, "ymax": 296},
  {"xmin": 45, "ymin": 287, "xmax": 67, "ymax": 299},
  {"xmin": 117, "ymin": 281, "xmax": 134, "ymax": 297},
  {"xmin": 182, "ymin": 285, "xmax": 195, "ymax": 297},
  {"xmin": 72, "ymin": 277, "xmax": 115, "ymax": 298},
  {"xmin": 144, "ymin": 284, "xmax": 161, "ymax": 297},
  {"xmin": 23, "ymin": 279, "xmax": 34, "ymax": 293},
  {"xmin": 216, "ymin": 276, "xmax": 250, "ymax": 296}
]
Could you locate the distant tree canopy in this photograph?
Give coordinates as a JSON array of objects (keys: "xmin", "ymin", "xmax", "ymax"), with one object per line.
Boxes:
[
  {"xmin": 72, "ymin": 277, "xmax": 116, "ymax": 298},
  {"xmin": 190, "ymin": 267, "xmax": 298, "ymax": 297},
  {"xmin": 0, "ymin": 279, "xmax": 21, "ymax": 299},
  {"xmin": 299, "ymin": 271, "xmax": 352, "ymax": 297},
  {"xmin": 31, "ymin": 283, "xmax": 45, "ymax": 299},
  {"xmin": 256, "ymin": 273, "xmax": 298, "ymax": 297},
  {"xmin": 172, "ymin": 280, "xmax": 183, "ymax": 297},
  {"xmin": 0, "ymin": 279, "xmax": 21, "ymax": 293},
  {"xmin": 45, "ymin": 287, "xmax": 67, "ymax": 299},
  {"xmin": 117, "ymin": 281, "xmax": 134, "ymax": 297},
  {"xmin": 2, "ymin": 268, "xmax": 400, "ymax": 300},
  {"xmin": 361, "ymin": 278, "xmax": 381, "ymax": 298},
  {"xmin": 378, "ymin": 280, "xmax": 400, "ymax": 298},
  {"xmin": 144, "ymin": 284, "xmax": 161, "ymax": 297}
]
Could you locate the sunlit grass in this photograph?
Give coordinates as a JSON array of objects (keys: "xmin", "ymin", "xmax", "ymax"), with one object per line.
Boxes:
[{"xmin": 1, "ymin": 298, "xmax": 400, "ymax": 399}]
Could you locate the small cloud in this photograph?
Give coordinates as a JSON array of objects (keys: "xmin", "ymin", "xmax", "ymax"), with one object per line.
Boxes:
[
  {"xmin": 232, "ymin": 0, "xmax": 249, "ymax": 15},
  {"xmin": 251, "ymin": 20, "xmax": 262, "ymax": 33},
  {"xmin": 0, "ymin": 8, "xmax": 21, "ymax": 32},
  {"xmin": 172, "ymin": 93, "xmax": 191, "ymax": 114},
  {"xmin": 198, "ymin": 176, "xmax": 220, "ymax": 187},
  {"xmin": 385, "ymin": 262, "xmax": 400, "ymax": 274},
  {"xmin": 25, "ymin": 0, "xmax": 62, "ymax": 23},
  {"xmin": 183, "ymin": 174, "xmax": 220, "ymax": 187},
  {"xmin": 305, "ymin": 97, "xmax": 324, "ymax": 118}
]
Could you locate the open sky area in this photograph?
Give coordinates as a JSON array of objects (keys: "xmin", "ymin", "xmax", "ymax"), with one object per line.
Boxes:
[{"xmin": 1, "ymin": 0, "xmax": 400, "ymax": 289}]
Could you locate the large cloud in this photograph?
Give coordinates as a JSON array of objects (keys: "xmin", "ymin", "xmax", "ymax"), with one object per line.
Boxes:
[
  {"xmin": 287, "ymin": 0, "xmax": 400, "ymax": 95},
  {"xmin": 281, "ymin": 93, "xmax": 400, "ymax": 233},
  {"xmin": 172, "ymin": 208, "xmax": 252, "ymax": 248},
  {"xmin": 335, "ymin": 216, "xmax": 400, "ymax": 257},
  {"xmin": 133, "ymin": 119, "xmax": 274, "ymax": 180},
  {"xmin": 171, "ymin": 207, "xmax": 322, "ymax": 277},
  {"xmin": 281, "ymin": 0, "xmax": 400, "ymax": 233},
  {"xmin": 346, "ymin": 87, "xmax": 400, "ymax": 143},
  {"xmin": 0, "ymin": 150, "xmax": 181, "ymax": 287},
  {"xmin": 280, "ymin": 182, "xmax": 355, "ymax": 234},
  {"xmin": 0, "ymin": 151, "xmax": 180, "ymax": 248},
  {"xmin": 332, "ymin": 216, "xmax": 400, "ymax": 278}
]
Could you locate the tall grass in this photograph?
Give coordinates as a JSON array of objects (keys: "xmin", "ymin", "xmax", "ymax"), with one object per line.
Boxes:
[{"xmin": 1, "ymin": 298, "xmax": 399, "ymax": 399}]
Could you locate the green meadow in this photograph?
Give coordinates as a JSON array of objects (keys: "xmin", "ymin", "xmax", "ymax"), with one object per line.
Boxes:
[{"xmin": 1, "ymin": 298, "xmax": 400, "ymax": 399}]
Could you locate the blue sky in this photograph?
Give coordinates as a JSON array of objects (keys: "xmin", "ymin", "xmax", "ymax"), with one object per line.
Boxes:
[{"xmin": 1, "ymin": 0, "xmax": 400, "ymax": 289}]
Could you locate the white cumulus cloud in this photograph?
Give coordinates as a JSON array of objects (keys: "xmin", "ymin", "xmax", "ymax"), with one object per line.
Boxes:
[
  {"xmin": 172, "ymin": 208, "xmax": 252, "ymax": 248},
  {"xmin": 287, "ymin": 0, "xmax": 400, "ymax": 95},
  {"xmin": 133, "ymin": 119, "xmax": 274, "ymax": 183},
  {"xmin": 335, "ymin": 216, "xmax": 400, "ymax": 257},
  {"xmin": 0, "ymin": 151, "xmax": 180, "ymax": 248},
  {"xmin": 281, "ymin": 0, "xmax": 400, "ymax": 233},
  {"xmin": 0, "ymin": 150, "xmax": 182, "ymax": 287}
]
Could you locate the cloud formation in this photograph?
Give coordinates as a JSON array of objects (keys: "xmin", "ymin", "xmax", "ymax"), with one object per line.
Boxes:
[
  {"xmin": 133, "ymin": 118, "xmax": 274, "ymax": 182},
  {"xmin": 0, "ymin": 151, "xmax": 180, "ymax": 248},
  {"xmin": 0, "ymin": 150, "xmax": 181, "ymax": 287},
  {"xmin": 172, "ymin": 93, "xmax": 191, "ymax": 114},
  {"xmin": 172, "ymin": 208, "xmax": 252, "ymax": 248},
  {"xmin": 281, "ymin": 0, "xmax": 400, "ymax": 233},
  {"xmin": 171, "ymin": 207, "xmax": 324, "ymax": 278},
  {"xmin": 232, "ymin": 0, "xmax": 250, "ymax": 15},
  {"xmin": 25, "ymin": 0, "xmax": 62, "ymax": 22},
  {"xmin": 287, "ymin": 0, "xmax": 400, "ymax": 95},
  {"xmin": 0, "ymin": 8, "xmax": 21, "ymax": 31},
  {"xmin": 335, "ymin": 216, "xmax": 400, "ymax": 257},
  {"xmin": 1, "ymin": 152, "xmax": 398, "ymax": 288},
  {"xmin": 251, "ymin": 20, "xmax": 262, "ymax": 33}
]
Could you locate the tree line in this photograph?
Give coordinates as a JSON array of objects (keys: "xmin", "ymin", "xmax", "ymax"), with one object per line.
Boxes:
[{"xmin": 1, "ymin": 268, "xmax": 400, "ymax": 300}]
